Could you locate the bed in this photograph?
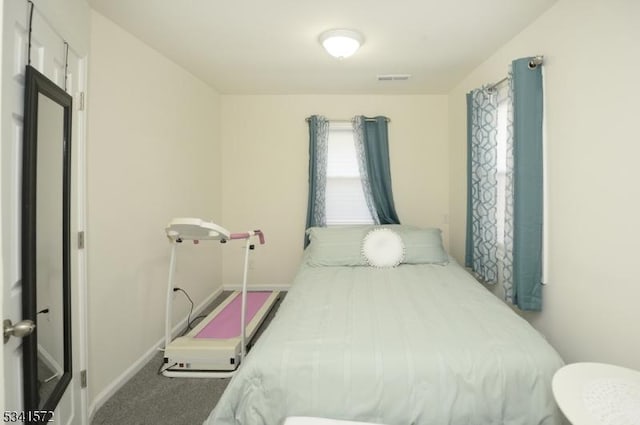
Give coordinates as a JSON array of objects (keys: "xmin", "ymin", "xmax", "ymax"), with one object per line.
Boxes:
[{"xmin": 204, "ymin": 226, "xmax": 564, "ymax": 425}]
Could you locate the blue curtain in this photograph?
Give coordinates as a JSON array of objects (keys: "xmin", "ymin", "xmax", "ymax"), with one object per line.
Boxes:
[
  {"xmin": 352, "ymin": 117, "xmax": 379, "ymax": 224},
  {"xmin": 465, "ymin": 88, "xmax": 499, "ymax": 284},
  {"xmin": 354, "ymin": 116, "xmax": 400, "ymax": 224},
  {"xmin": 304, "ymin": 115, "xmax": 329, "ymax": 246},
  {"xmin": 511, "ymin": 57, "xmax": 544, "ymax": 311}
]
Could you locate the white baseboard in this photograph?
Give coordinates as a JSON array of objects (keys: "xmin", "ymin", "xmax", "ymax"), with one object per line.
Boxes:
[
  {"xmin": 222, "ymin": 283, "xmax": 290, "ymax": 292},
  {"xmin": 87, "ymin": 287, "xmax": 223, "ymax": 422}
]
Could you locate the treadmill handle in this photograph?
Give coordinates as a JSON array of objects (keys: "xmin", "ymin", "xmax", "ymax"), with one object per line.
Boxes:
[{"xmin": 229, "ymin": 230, "xmax": 265, "ymax": 245}]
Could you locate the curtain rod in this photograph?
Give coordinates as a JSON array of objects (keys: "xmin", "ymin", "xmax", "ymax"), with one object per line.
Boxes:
[
  {"xmin": 487, "ymin": 55, "xmax": 544, "ymax": 92},
  {"xmin": 487, "ymin": 76, "xmax": 509, "ymax": 92},
  {"xmin": 305, "ymin": 117, "xmax": 390, "ymax": 123}
]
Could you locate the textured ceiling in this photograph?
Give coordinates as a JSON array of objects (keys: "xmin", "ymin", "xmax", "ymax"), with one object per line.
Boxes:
[{"xmin": 88, "ymin": 0, "xmax": 557, "ymax": 94}]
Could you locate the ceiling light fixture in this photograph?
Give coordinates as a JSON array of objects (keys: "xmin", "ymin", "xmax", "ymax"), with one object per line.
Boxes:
[{"xmin": 319, "ymin": 29, "xmax": 364, "ymax": 59}]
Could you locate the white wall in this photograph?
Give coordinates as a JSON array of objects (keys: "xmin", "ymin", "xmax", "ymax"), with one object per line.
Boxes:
[
  {"xmin": 448, "ymin": 0, "xmax": 640, "ymax": 369},
  {"xmin": 220, "ymin": 95, "xmax": 449, "ymax": 286},
  {"xmin": 86, "ymin": 11, "xmax": 223, "ymax": 410}
]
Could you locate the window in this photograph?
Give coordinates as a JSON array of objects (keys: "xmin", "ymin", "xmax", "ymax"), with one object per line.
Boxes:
[{"xmin": 325, "ymin": 122, "xmax": 373, "ymax": 225}]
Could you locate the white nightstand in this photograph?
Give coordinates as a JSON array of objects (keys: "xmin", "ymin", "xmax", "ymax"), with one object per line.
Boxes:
[
  {"xmin": 552, "ymin": 362, "xmax": 640, "ymax": 425},
  {"xmin": 284, "ymin": 417, "xmax": 385, "ymax": 425}
]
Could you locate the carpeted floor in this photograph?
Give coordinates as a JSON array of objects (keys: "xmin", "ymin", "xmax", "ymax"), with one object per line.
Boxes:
[
  {"xmin": 91, "ymin": 291, "xmax": 284, "ymax": 425},
  {"xmin": 91, "ymin": 351, "xmax": 230, "ymax": 425}
]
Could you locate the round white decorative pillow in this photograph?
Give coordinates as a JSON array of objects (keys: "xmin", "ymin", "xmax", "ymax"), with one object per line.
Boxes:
[{"xmin": 362, "ymin": 228, "xmax": 405, "ymax": 268}]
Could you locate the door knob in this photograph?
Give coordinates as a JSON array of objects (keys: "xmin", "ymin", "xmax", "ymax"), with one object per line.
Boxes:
[{"xmin": 3, "ymin": 319, "xmax": 36, "ymax": 344}]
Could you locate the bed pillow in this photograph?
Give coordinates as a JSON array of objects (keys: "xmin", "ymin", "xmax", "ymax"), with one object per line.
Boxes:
[
  {"xmin": 362, "ymin": 228, "xmax": 405, "ymax": 268},
  {"xmin": 305, "ymin": 225, "xmax": 448, "ymax": 266},
  {"xmin": 305, "ymin": 226, "xmax": 369, "ymax": 266},
  {"xmin": 393, "ymin": 226, "xmax": 449, "ymax": 265}
]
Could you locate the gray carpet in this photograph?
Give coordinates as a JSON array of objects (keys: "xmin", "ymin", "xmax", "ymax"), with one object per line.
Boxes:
[{"xmin": 91, "ymin": 291, "xmax": 284, "ymax": 425}]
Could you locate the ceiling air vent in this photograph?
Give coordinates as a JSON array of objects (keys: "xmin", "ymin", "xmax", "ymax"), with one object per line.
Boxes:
[{"xmin": 377, "ymin": 74, "xmax": 411, "ymax": 81}]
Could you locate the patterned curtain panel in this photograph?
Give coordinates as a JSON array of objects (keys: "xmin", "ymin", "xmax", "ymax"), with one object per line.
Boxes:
[
  {"xmin": 502, "ymin": 73, "xmax": 515, "ymax": 302},
  {"xmin": 465, "ymin": 88, "xmax": 499, "ymax": 284},
  {"xmin": 510, "ymin": 57, "xmax": 544, "ymax": 311},
  {"xmin": 352, "ymin": 116, "xmax": 380, "ymax": 225},
  {"xmin": 304, "ymin": 115, "xmax": 329, "ymax": 246},
  {"xmin": 353, "ymin": 116, "xmax": 400, "ymax": 224}
]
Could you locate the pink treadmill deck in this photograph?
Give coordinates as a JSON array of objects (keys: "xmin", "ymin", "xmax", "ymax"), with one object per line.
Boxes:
[{"xmin": 195, "ymin": 291, "xmax": 273, "ymax": 339}]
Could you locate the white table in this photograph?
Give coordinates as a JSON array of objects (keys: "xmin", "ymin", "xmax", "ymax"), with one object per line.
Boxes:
[{"xmin": 552, "ymin": 362, "xmax": 640, "ymax": 425}]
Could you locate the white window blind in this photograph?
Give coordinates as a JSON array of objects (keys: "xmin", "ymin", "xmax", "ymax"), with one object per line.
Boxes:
[{"xmin": 325, "ymin": 122, "xmax": 374, "ymax": 225}]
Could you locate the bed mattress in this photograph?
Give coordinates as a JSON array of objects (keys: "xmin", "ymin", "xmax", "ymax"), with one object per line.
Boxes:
[{"xmin": 205, "ymin": 259, "xmax": 564, "ymax": 425}]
